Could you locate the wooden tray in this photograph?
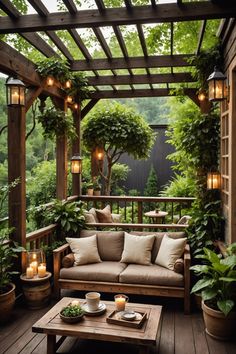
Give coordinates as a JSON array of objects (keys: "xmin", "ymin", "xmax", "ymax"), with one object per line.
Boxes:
[{"xmin": 106, "ymin": 310, "xmax": 147, "ymax": 328}]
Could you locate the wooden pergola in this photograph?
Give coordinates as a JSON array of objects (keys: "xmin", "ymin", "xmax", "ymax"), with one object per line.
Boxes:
[{"xmin": 0, "ymin": 0, "xmax": 236, "ymax": 254}]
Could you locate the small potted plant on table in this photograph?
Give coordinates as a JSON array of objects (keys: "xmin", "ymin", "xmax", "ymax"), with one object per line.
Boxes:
[
  {"xmin": 190, "ymin": 247, "xmax": 236, "ymax": 340},
  {"xmin": 60, "ymin": 303, "xmax": 85, "ymax": 323}
]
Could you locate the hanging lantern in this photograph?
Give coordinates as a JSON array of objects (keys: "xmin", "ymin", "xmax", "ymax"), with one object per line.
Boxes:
[
  {"xmin": 65, "ymin": 80, "xmax": 71, "ymax": 89},
  {"xmin": 71, "ymin": 155, "xmax": 82, "ymax": 174},
  {"xmin": 66, "ymin": 95, "xmax": 73, "ymax": 104},
  {"xmin": 46, "ymin": 76, "xmax": 54, "ymax": 87},
  {"xmin": 95, "ymin": 147, "xmax": 104, "ymax": 161},
  {"xmin": 207, "ymin": 171, "xmax": 221, "ymax": 190},
  {"xmin": 207, "ymin": 67, "xmax": 227, "ymax": 101},
  {"xmin": 198, "ymin": 89, "xmax": 207, "ymax": 102},
  {"xmin": 6, "ymin": 77, "xmax": 25, "ymax": 106}
]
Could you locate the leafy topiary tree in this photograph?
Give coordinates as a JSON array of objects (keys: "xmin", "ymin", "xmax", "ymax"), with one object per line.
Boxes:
[
  {"xmin": 82, "ymin": 102, "xmax": 155, "ymax": 195},
  {"xmin": 144, "ymin": 165, "xmax": 159, "ymax": 197}
]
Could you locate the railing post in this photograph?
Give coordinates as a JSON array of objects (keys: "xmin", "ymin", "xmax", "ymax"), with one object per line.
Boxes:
[{"xmin": 138, "ymin": 201, "xmax": 143, "ymax": 224}]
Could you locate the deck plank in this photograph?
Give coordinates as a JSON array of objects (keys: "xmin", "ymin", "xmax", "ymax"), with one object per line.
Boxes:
[
  {"xmin": 174, "ymin": 311, "xmax": 195, "ymax": 354},
  {"xmin": 191, "ymin": 313, "xmax": 209, "ymax": 354},
  {"xmin": 158, "ymin": 309, "xmax": 174, "ymax": 354}
]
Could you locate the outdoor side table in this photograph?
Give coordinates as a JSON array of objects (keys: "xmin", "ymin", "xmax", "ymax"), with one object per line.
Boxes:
[
  {"xmin": 144, "ymin": 210, "xmax": 168, "ymax": 224},
  {"xmin": 20, "ymin": 272, "xmax": 52, "ymax": 309}
]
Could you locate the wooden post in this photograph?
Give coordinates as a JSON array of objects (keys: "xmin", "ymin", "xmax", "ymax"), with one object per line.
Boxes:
[
  {"xmin": 72, "ymin": 107, "xmax": 81, "ymax": 196},
  {"xmin": 200, "ymin": 99, "xmax": 211, "ymax": 114},
  {"xmin": 53, "ymin": 99, "xmax": 68, "ymax": 200},
  {"xmin": 8, "ymin": 105, "xmax": 26, "ymax": 271}
]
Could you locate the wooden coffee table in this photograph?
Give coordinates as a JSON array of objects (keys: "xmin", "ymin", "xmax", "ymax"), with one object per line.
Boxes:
[{"xmin": 32, "ymin": 297, "xmax": 162, "ymax": 354}]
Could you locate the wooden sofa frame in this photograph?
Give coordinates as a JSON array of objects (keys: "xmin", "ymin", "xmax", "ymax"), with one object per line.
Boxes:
[{"xmin": 53, "ymin": 238, "xmax": 191, "ymax": 314}]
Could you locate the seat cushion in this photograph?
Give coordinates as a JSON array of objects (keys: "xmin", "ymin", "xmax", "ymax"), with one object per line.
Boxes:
[
  {"xmin": 119, "ymin": 264, "xmax": 184, "ymax": 287},
  {"xmin": 80, "ymin": 230, "xmax": 124, "ymax": 261},
  {"xmin": 60, "ymin": 261, "xmax": 127, "ymax": 282}
]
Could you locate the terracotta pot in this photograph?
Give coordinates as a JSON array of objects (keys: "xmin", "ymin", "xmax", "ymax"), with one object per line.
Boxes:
[
  {"xmin": 87, "ymin": 188, "xmax": 94, "ymax": 196},
  {"xmin": 93, "ymin": 190, "xmax": 101, "ymax": 196},
  {"xmin": 202, "ymin": 301, "xmax": 236, "ymax": 340},
  {"xmin": 0, "ymin": 283, "xmax": 16, "ymax": 323}
]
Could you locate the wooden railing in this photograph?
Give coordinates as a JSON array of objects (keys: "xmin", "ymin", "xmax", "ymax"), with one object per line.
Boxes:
[
  {"xmin": 80, "ymin": 195, "xmax": 195, "ymax": 224},
  {"xmin": 14, "ymin": 195, "xmax": 195, "ymax": 250}
]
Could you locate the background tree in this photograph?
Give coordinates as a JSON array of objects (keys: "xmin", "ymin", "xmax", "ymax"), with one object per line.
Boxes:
[
  {"xmin": 82, "ymin": 102, "xmax": 155, "ymax": 195},
  {"xmin": 144, "ymin": 165, "xmax": 159, "ymax": 197}
]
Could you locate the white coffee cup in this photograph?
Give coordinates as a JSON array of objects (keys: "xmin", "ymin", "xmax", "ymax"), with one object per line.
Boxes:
[{"xmin": 85, "ymin": 292, "xmax": 101, "ymax": 311}]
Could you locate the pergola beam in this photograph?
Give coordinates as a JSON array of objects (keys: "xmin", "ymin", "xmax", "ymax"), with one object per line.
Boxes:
[
  {"xmin": 90, "ymin": 88, "xmax": 197, "ymax": 99},
  {"xmin": 71, "ymin": 55, "xmax": 192, "ymax": 71},
  {"xmin": 0, "ymin": 2, "xmax": 235, "ymax": 34},
  {"xmin": 87, "ymin": 73, "xmax": 195, "ymax": 86}
]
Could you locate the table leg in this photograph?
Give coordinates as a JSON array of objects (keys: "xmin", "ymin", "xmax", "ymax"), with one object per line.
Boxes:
[{"xmin": 47, "ymin": 334, "xmax": 56, "ymax": 354}]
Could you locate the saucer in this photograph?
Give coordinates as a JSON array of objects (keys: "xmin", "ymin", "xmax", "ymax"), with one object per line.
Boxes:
[
  {"xmin": 120, "ymin": 310, "xmax": 136, "ymax": 321},
  {"xmin": 82, "ymin": 302, "xmax": 106, "ymax": 316}
]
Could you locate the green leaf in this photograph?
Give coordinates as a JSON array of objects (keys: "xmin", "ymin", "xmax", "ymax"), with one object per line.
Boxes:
[
  {"xmin": 201, "ymin": 288, "xmax": 217, "ymax": 301},
  {"xmin": 203, "ymin": 248, "xmax": 220, "ymax": 264},
  {"xmin": 217, "ymin": 300, "xmax": 234, "ymax": 316},
  {"xmin": 191, "ymin": 278, "xmax": 215, "ymax": 294}
]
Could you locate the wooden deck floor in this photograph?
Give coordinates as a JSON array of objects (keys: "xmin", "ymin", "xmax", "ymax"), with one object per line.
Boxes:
[{"xmin": 0, "ymin": 291, "xmax": 235, "ymax": 354}]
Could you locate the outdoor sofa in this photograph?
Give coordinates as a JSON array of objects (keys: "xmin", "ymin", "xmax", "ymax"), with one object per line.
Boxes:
[{"xmin": 53, "ymin": 229, "xmax": 191, "ymax": 314}]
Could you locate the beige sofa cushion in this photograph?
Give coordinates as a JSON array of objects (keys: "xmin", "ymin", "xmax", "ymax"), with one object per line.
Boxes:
[
  {"xmin": 60, "ymin": 261, "xmax": 127, "ymax": 282},
  {"xmin": 120, "ymin": 232, "xmax": 155, "ymax": 265},
  {"xmin": 155, "ymin": 234, "xmax": 187, "ymax": 270},
  {"xmin": 84, "ymin": 211, "xmax": 97, "ymax": 224},
  {"xmin": 119, "ymin": 264, "xmax": 184, "ymax": 287},
  {"xmin": 80, "ymin": 230, "xmax": 124, "ymax": 261},
  {"xmin": 129, "ymin": 231, "xmax": 186, "ymax": 262},
  {"xmin": 66, "ymin": 235, "xmax": 101, "ymax": 266}
]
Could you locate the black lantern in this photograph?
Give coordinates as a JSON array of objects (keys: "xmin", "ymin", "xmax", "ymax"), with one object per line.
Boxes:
[
  {"xmin": 6, "ymin": 77, "xmax": 25, "ymax": 106},
  {"xmin": 207, "ymin": 171, "xmax": 221, "ymax": 190},
  {"xmin": 70, "ymin": 155, "xmax": 82, "ymax": 174},
  {"xmin": 207, "ymin": 67, "xmax": 227, "ymax": 102}
]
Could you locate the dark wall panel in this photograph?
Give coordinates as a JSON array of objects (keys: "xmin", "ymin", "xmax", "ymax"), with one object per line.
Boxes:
[{"xmin": 119, "ymin": 125, "xmax": 175, "ymax": 194}]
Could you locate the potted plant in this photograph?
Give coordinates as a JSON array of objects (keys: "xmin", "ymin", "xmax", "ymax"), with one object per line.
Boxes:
[
  {"xmin": 190, "ymin": 247, "xmax": 236, "ymax": 340},
  {"xmin": 85, "ymin": 181, "xmax": 94, "ymax": 196},
  {"xmin": 60, "ymin": 303, "xmax": 85, "ymax": 323},
  {"xmin": 93, "ymin": 179, "xmax": 102, "ymax": 196},
  {"xmin": 0, "ymin": 228, "xmax": 24, "ymax": 323}
]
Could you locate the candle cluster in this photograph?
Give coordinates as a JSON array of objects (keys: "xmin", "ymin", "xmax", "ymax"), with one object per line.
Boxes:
[{"xmin": 26, "ymin": 252, "xmax": 46, "ymax": 279}]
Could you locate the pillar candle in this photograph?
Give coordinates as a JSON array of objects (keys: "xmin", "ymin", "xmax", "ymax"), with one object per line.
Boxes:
[
  {"xmin": 26, "ymin": 267, "xmax": 34, "ymax": 279},
  {"xmin": 30, "ymin": 261, "xmax": 38, "ymax": 275},
  {"xmin": 115, "ymin": 297, "xmax": 126, "ymax": 311},
  {"xmin": 71, "ymin": 300, "xmax": 80, "ymax": 307},
  {"xmin": 38, "ymin": 264, "xmax": 46, "ymax": 278}
]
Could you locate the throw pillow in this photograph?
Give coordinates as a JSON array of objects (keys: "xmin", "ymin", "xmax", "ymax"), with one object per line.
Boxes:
[
  {"xmin": 173, "ymin": 258, "xmax": 184, "ymax": 274},
  {"xmin": 61, "ymin": 253, "xmax": 75, "ymax": 268},
  {"xmin": 66, "ymin": 235, "xmax": 102, "ymax": 266},
  {"xmin": 155, "ymin": 234, "xmax": 187, "ymax": 270},
  {"xmin": 111, "ymin": 213, "xmax": 122, "ymax": 223},
  {"xmin": 95, "ymin": 205, "xmax": 113, "ymax": 223},
  {"xmin": 120, "ymin": 232, "xmax": 155, "ymax": 265},
  {"xmin": 84, "ymin": 211, "xmax": 97, "ymax": 224},
  {"xmin": 88, "ymin": 207, "xmax": 99, "ymax": 222}
]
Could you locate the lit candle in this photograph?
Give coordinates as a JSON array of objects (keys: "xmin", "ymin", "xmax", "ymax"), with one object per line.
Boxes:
[
  {"xmin": 26, "ymin": 267, "xmax": 34, "ymax": 279},
  {"xmin": 71, "ymin": 300, "xmax": 80, "ymax": 307},
  {"xmin": 30, "ymin": 261, "xmax": 38, "ymax": 275},
  {"xmin": 97, "ymin": 152, "xmax": 103, "ymax": 160},
  {"xmin": 115, "ymin": 297, "xmax": 126, "ymax": 311},
  {"xmin": 38, "ymin": 264, "xmax": 46, "ymax": 278},
  {"xmin": 12, "ymin": 90, "xmax": 19, "ymax": 104}
]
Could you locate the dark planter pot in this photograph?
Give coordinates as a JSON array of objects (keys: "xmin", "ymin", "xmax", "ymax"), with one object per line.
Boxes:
[
  {"xmin": 0, "ymin": 283, "xmax": 16, "ymax": 324},
  {"xmin": 202, "ymin": 301, "xmax": 236, "ymax": 340}
]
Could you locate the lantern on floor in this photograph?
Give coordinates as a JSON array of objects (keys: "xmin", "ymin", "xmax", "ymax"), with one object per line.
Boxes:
[
  {"xmin": 207, "ymin": 171, "xmax": 221, "ymax": 190},
  {"xmin": 207, "ymin": 67, "xmax": 227, "ymax": 101},
  {"xmin": 6, "ymin": 77, "xmax": 25, "ymax": 106},
  {"xmin": 71, "ymin": 154, "xmax": 83, "ymax": 174},
  {"xmin": 26, "ymin": 249, "xmax": 46, "ymax": 278}
]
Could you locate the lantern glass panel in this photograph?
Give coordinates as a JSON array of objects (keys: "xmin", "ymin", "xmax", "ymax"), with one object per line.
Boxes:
[
  {"xmin": 207, "ymin": 172, "xmax": 221, "ymax": 189},
  {"xmin": 71, "ymin": 158, "xmax": 82, "ymax": 174},
  {"xmin": 27, "ymin": 249, "xmax": 45, "ymax": 275}
]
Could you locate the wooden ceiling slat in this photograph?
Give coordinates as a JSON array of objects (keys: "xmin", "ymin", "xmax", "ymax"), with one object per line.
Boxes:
[
  {"xmin": 46, "ymin": 31, "xmax": 74, "ymax": 61},
  {"xmin": 71, "ymin": 54, "xmax": 192, "ymax": 71},
  {"xmin": 94, "ymin": 0, "xmax": 106, "ymax": 12},
  {"xmin": 112, "ymin": 26, "xmax": 133, "ymax": 76},
  {"xmin": 170, "ymin": 22, "xmax": 174, "ymax": 74},
  {"xmin": 0, "ymin": 0, "xmax": 19, "ymax": 18},
  {"xmin": 137, "ymin": 24, "xmax": 148, "ymax": 57},
  {"xmin": 0, "ymin": 3, "xmax": 235, "ymax": 33},
  {"xmin": 62, "ymin": 0, "xmax": 77, "ymax": 15},
  {"xmin": 21, "ymin": 33, "xmax": 59, "ymax": 57},
  {"xmin": 27, "ymin": 0, "xmax": 48, "ymax": 17},
  {"xmin": 81, "ymin": 99, "xmax": 100, "ymax": 119},
  {"xmin": 87, "ymin": 73, "xmax": 195, "ymax": 86},
  {"xmin": 93, "ymin": 27, "xmax": 113, "ymax": 58},
  {"xmin": 124, "ymin": 0, "xmax": 133, "ymax": 10},
  {"xmin": 196, "ymin": 20, "xmax": 207, "ymax": 55},
  {"xmin": 90, "ymin": 88, "xmax": 197, "ymax": 99}
]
